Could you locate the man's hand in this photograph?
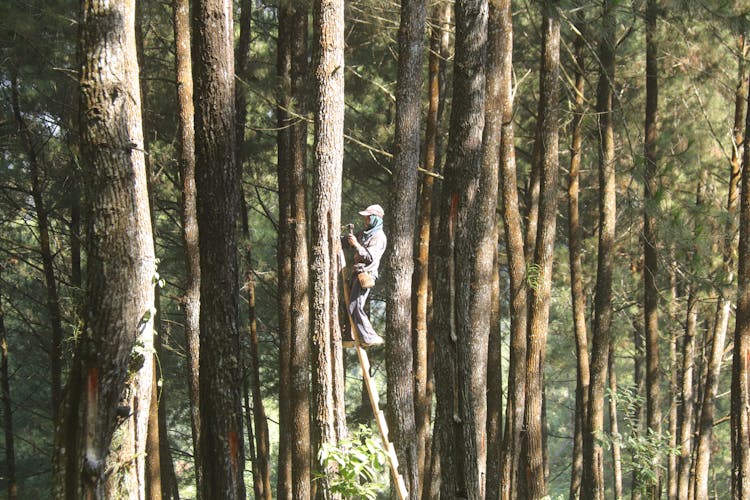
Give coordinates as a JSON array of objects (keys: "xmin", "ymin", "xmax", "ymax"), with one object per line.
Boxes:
[{"xmin": 347, "ymin": 234, "xmax": 358, "ymax": 248}]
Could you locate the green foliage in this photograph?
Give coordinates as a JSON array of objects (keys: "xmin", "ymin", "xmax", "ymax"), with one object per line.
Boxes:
[
  {"xmin": 605, "ymin": 386, "xmax": 679, "ymax": 494},
  {"xmin": 316, "ymin": 424, "xmax": 389, "ymax": 500},
  {"xmin": 526, "ymin": 262, "xmax": 542, "ymax": 293}
]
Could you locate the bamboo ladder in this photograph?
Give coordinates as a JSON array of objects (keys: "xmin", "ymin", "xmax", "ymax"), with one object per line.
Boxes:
[{"xmin": 338, "ymin": 249, "xmax": 409, "ymax": 500}]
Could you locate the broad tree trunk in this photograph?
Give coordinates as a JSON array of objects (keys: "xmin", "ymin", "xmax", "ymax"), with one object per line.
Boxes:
[
  {"xmin": 52, "ymin": 0, "xmax": 156, "ymax": 494},
  {"xmin": 567, "ymin": 10, "xmax": 589, "ymax": 499},
  {"xmin": 0, "ymin": 288, "xmax": 17, "ymax": 500},
  {"xmin": 433, "ymin": 0, "xmax": 489, "ymax": 497},
  {"xmin": 483, "ymin": 2, "xmax": 509, "ymax": 496},
  {"xmin": 173, "ymin": 0, "xmax": 203, "ymax": 493},
  {"xmin": 310, "ymin": 0, "xmax": 347, "ymax": 496},
  {"xmin": 288, "ymin": 4, "xmax": 311, "ymax": 498},
  {"xmin": 523, "ymin": 4, "xmax": 560, "ymax": 498},
  {"xmin": 731, "ymin": 50, "xmax": 750, "ymax": 499},
  {"xmin": 385, "ymin": 0, "xmax": 426, "ymax": 497},
  {"xmin": 275, "ymin": 4, "xmax": 294, "ymax": 497},
  {"xmin": 643, "ymin": 1, "xmax": 662, "ymax": 495},
  {"xmin": 498, "ymin": 0, "xmax": 528, "ymax": 496},
  {"xmin": 193, "ymin": 0, "xmax": 246, "ymax": 494},
  {"xmin": 414, "ymin": 6, "xmax": 451, "ymax": 494},
  {"xmin": 9, "ymin": 71, "xmax": 64, "ymax": 423},
  {"xmin": 581, "ymin": 0, "xmax": 616, "ymax": 497}
]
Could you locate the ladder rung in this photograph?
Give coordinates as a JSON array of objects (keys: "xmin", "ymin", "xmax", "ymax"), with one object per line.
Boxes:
[{"xmin": 386, "ymin": 443, "xmax": 400, "ymax": 468}]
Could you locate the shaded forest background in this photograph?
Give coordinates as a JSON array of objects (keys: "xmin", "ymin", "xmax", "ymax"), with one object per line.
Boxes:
[{"xmin": 1, "ymin": 0, "xmax": 750, "ymax": 498}]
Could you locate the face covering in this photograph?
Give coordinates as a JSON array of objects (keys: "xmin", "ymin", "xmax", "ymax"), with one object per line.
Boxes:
[{"xmin": 364, "ymin": 215, "xmax": 383, "ymax": 236}]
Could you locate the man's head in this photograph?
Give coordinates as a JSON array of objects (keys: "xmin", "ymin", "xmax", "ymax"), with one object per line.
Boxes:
[{"xmin": 358, "ymin": 204, "xmax": 384, "ymax": 218}]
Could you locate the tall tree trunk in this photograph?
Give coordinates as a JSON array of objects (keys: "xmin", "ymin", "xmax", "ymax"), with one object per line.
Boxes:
[
  {"xmin": 497, "ymin": 0, "xmax": 528, "ymax": 497},
  {"xmin": 667, "ymin": 266, "xmax": 678, "ymax": 500},
  {"xmin": 486, "ymin": 219, "xmax": 503, "ymax": 499},
  {"xmin": 0, "ymin": 287, "xmax": 17, "ymax": 500},
  {"xmin": 414, "ymin": 6, "xmax": 451, "ymax": 494},
  {"xmin": 385, "ymin": 0, "xmax": 426, "ymax": 497},
  {"xmin": 678, "ymin": 287, "xmax": 698, "ymax": 500},
  {"xmin": 433, "ymin": 0, "xmax": 488, "ymax": 496},
  {"xmin": 193, "ymin": 0, "xmax": 245, "ymax": 494},
  {"xmin": 695, "ymin": 35, "xmax": 746, "ymax": 499},
  {"xmin": 135, "ymin": 14, "xmax": 170, "ymax": 498},
  {"xmin": 483, "ymin": 1, "xmax": 509, "ymax": 496},
  {"xmin": 9, "ymin": 71, "xmax": 64, "ymax": 423},
  {"xmin": 643, "ymin": 1, "xmax": 662, "ymax": 495},
  {"xmin": 523, "ymin": 4, "xmax": 560, "ymax": 498},
  {"xmin": 609, "ymin": 344, "xmax": 623, "ymax": 500},
  {"xmin": 731, "ymin": 44, "xmax": 750, "ymax": 499},
  {"xmin": 581, "ymin": 0, "xmax": 616, "ymax": 497},
  {"xmin": 288, "ymin": 4, "xmax": 311, "ymax": 498},
  {"xmin": 146, "ymin": 358, "xmax": 162, "ymax": 500},
  {"xmin": 246, "ymin": 269, "xmax": 273, "ymax": 499},
  {"xmin": 310, "ymin": 0, "xmax": 347, "ymax": 496},
  {"xmin": 275, "ymin": 4, "xmax": 294, "ymax": 497},
  {"xmin": 567, "ymin": 10, "xmax": 589, "ymax": 499},
  {"xmin": 52, "ymin": 0, "xmax": 156, "ymax": 494},
  {"xmin": 172, "ymin": 0, "xmax": 203, "ymax": 493}
]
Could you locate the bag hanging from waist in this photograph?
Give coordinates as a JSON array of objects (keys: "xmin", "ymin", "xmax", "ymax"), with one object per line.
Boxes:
[{"xmin": 357, "ymin": 271, "xmax": 375, "ymax": 289}]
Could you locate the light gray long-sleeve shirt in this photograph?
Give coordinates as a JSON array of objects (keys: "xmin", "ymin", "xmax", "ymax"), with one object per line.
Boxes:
[{"xmin": 353, "ymin": 229, "xmax": 387, "ymax": 280}]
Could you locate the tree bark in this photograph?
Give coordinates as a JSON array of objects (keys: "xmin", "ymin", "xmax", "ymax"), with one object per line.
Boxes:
[
  {"xmin": 146, "ymin": 359, "xmax": 162, "ymax": 500},
  {"xmin": 695, "ymin": 35, "xmax": 746, "ymax": 500},
  {"xmin": 677, "ymin": 287, "xmax": 697, "ymax": 500},
  {"xmin": 731, "ymin": 42, "xmax": 750, "ymax": 499},
  {"xmin": 522, "ymin": 3, "xmax": 560, "ymax": 498},
  {"xmin": 482, "ymin": 2, "xmax": 509, "ymax": 497},
  {"xmin": 497, "ymin": 0, "xmax": 528, "ymax": 497},
  {"xmin": 581, "ymin": 0, "xmax": 616, "ymax": 497},
  {"xmin": 288, "ymin": 4, "xmax": 312, "ymax": 499},
  {"xmin": 667, "ymin": 266, "xmax": 678, "ymax": 500},
  {"xmin": 643, "ymin": 1, "xmax": 662, "ymax": 495},
  {"xmin": 247, "ymin": 269, "xmax": 273, "ymax": 499},
  {"xmin": 414, "ymin": 6, "xmax": 451, "ymax": 495},
  {"xmin": 276, "ymin": 4, "xmax": 294, "ymax": 497},
  {"xmin": 172, "ymin": 0, "xmax": 203, "ymax": 493},
  {"xmin": 486, "ymin": 218, "xmax": 503, "ymax": 500},
  {"xmin": 567, "ymin": 10, "xmax": 589, "ymax": 499},
  {"xmin": 52, "ymin": 0, "xmax": 156, "ymax": 494},
  {"xmin": 385, "ymin": 0, "xmax": 426, "ymax": 497},
  {"xmin": 310, "ymin": 0, "xmax": 347, "ymax": 496},
  {"xmin": 433, "ymin": 0, "xmax": 489, "ymax": 497},
  {"xmin": 192, "ymin": 0, "xmax": 245, "ymax": 494},
  {"xmin": 0, "ymin": 285, "xmax": 17, "ymax": 500}
]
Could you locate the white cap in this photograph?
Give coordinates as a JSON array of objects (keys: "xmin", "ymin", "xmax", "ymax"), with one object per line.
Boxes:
[{"xmin": 358, "ymin": 204, "xmax": 385, "ymax": 217}]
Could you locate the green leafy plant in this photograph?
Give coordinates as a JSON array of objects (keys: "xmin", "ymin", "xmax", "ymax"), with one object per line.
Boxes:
[
  {"xmin": 526, "ymin": 262, "xmax": 542, "ymax": 292},
  {"xmin": 605, "ymin": 386, "xmax": 679, "ymax": 494},
  {"xmin": 316, "ymin": 424, "xmax": 389, "ymax": 499}
]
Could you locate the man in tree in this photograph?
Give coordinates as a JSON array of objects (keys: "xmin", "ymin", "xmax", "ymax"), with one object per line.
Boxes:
[{"xmin": 342, "ymin": 204, "xmax": 388, "ymax": 348}]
